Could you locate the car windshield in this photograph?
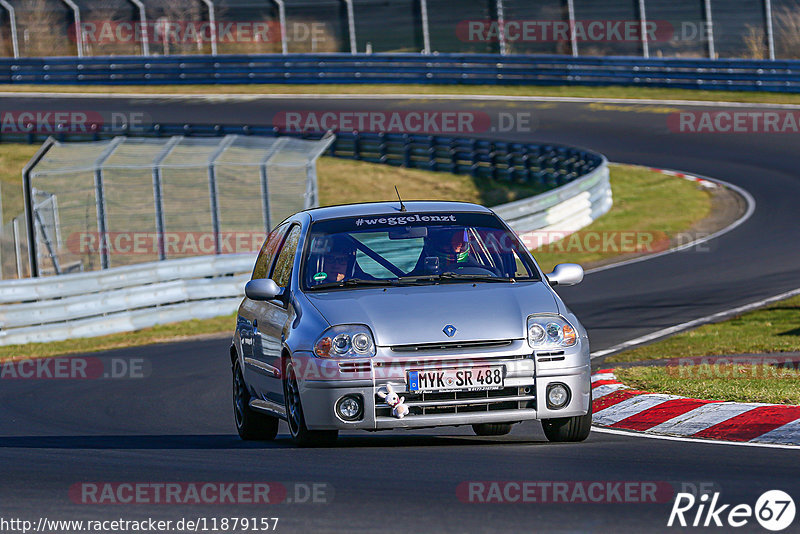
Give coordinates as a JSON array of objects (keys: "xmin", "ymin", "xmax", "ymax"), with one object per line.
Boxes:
[{"xmin": 302, "ymin": 211, "xmax": 540, "ymax": 290}]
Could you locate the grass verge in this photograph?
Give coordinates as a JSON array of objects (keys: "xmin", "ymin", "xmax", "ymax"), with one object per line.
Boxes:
[
  {"xmin": 615, "ymin": 365, "xmax": 800, "ymax": 405},
  {"xmin": 0, "ymin": 313, "xmax": 235, "ymax": 361},
  {"xmin": 3, "ymin": 83, "xmax": 800, "ymax": 105},
  {"xmin": 607, "ymin": 294, "xmax": 800, "ymax": 363},
  {"xmin": 0, "ymin": 145, "xmax": 711, "ymax": 361}
]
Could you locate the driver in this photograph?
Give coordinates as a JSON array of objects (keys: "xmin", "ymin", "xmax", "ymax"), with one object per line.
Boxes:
[
  {"xmin": 309, "ymin": 235, "xmax": 357, "ymax": 284},
  {"xmin": 424, "ymin": 227, "xmax": 473, "ymax": 271}
]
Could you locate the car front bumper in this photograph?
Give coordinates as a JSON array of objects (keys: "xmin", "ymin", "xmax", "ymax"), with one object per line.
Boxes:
[{"xmin": 291, "ymin": 340, "xmax": 591, "ymax": 431}]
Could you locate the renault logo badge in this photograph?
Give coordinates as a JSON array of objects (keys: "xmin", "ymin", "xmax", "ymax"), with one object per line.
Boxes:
[{"xmin": 443, "ymin": 324, "xmax": 457, "ymax": 337}]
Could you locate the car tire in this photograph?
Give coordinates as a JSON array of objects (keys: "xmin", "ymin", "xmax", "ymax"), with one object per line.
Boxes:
[
  {"xmin": 472, "ymin": 423, "xmax": 514, "ymax": 436},
  {"xmin": 541, "ymin": 401, "xmax": 592, "ymax": 443},
  {"xmin": 284, "ymin": 361, "xmax": 338, "ymax": 447},
  {"xmin": 233, "ymin": 360, "xmax": 279, "ymax": 441}
]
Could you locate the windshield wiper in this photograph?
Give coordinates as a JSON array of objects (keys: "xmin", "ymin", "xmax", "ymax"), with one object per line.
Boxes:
[
  {"xmin": 397, "ymin": 272, "xmax": 515, "ymax": 284},
  {"xmin": 308, "ymin": 278, "xmax": 396, "ymax": 290}
]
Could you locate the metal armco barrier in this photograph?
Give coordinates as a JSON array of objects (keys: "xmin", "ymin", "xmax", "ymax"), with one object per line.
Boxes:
[
  {"xmin": 0, "ymin": 254, "xmax": 255, "ymax": 345},
  {"xmin": 3, "ymin": 53, "xmax": 800, "ymax": 92}
]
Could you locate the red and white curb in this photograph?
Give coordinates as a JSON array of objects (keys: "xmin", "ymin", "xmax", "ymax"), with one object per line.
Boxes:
[
  {"xmin": 647, "ymin": 168, "xmax": 718, "ymax": 189},
  {"xmin": 591, "ymin": 370, "xmax": 800, "ymax": 445}
]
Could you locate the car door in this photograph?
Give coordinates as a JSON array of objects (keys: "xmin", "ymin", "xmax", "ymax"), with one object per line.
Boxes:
[
  {"xmin": 238, "ymin": 223, "xmax": 288, "ymax": 395},
  {"xmin": 251, "ymin": 224, "xmax": 302, "ymax": 405}
]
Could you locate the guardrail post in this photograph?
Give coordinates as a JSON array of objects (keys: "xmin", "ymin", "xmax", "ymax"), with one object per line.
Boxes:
[
  {"xmin": 637, "ymin": 0, "xmax": 649, "ymax": 58},
  {"xmin": 764, "ymin": 0, "xmax": 775, "ymax": 60},
  {"xmin": 207, "ymin": 135, "xmax": 236, "ymax": 254},
  {"xmin": 152, "ymin": 136, "xmax": 181, "ymax": 260},
  {"xmin": 12, "ymin": 217, "xmax": 22, "ymax": 278},
  {"xmin": 0, "ymin": 0, "xmax": 19, "ymax": 58},
  {"xmin": 703, "ymin": 0, "xmax": 715, "ymax": 59},
  {"xmin": 566, "ymin": 0, "xmax": 578, "ymax": 57},
  {"xmin": 341, "ymin": 0, "xmax": 357, "ymax": 53}
]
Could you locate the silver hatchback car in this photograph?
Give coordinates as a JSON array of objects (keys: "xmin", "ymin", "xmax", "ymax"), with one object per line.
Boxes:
[{"xmin": 231, "ymin": 201, "xmax": 591, "ymax": 446}]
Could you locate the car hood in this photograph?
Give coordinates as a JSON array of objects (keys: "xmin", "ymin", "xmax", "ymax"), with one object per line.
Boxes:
[{"xmin": 305, "ymin": 281, "xmax": 558, "ymax": 346}]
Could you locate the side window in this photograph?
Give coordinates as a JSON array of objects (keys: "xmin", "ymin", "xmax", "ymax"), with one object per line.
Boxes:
[
  {"xmin": 271, "ymin": 226, "xmax": 302, "ymax": 288},
  {"xmin": 251, "ymin": 224, "xmax": 288, "ymax": 280}
]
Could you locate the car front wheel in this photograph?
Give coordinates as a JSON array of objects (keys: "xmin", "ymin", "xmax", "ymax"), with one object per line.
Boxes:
[
  {"xmin": 541, "ymin": 402, "xmax": 592, "ymax": 443},
  {"xmin": 233, "ymin": 359, "xmax": 279, "ymax": 441},
  {"xmin": 284, "ymin": 361, "xmax": 338, "ymax": 447}
]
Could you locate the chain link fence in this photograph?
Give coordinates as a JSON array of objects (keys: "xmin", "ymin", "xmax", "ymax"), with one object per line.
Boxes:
[
  {"xmin": 1, "ymin": 0, "xmax": 800, "ymax": 59},
  {"xmin": 3, "ymin": 133, "xmax": 333, "ymax": 278}
]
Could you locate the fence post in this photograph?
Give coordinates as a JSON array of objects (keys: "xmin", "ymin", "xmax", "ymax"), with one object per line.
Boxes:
[
  {"xmin": 703, "ymin": 0, "xmax": 715, "ymax": 59},
  {"xmin": 259, "ymin": 137, "xmax": 289, "ymax": 231},
  {"xmin": 341, "ymin": 0, "xmax": 357, "ymax": 54},
  {"xmin": 128, "ymin": 0, "xmax": 150, "ymax": 56},
  {"xmin": 207, "ymin": 135, "xmax": 236, "ymax": 255},
  {"xmin": 22, "ymin": 137, "xmax": 57, "ymax": 277},
  {"xmin": 638, "ymin": 0, "xmax": 649, "ymax": 58},
  {"xmin": 199, "ymin": 0, "xmax": 218, "ymax": 55},
  {"xmin": 566, "ymin": 0, "xmax": 578, "ymax": 57},
  {"xmin": 0, "ymin": 0, "xmax": 19, "ymax": 58},
  {"xmin": 764, "ymin": 0, "xmax": 775, "ymax": 60},
  {"xmin": 419, "ymin": 0, "xmax": 431, "ymax": 54},
  {"xmin": 272, "ymin": 0, "xmax": 288, "ymax": 54},
  {"xmin": 93, "ymin": 137, "xmax": 125, "ymax": 270},
  {"xmin": 60, "ymin": 0, "xmax": 84, "ymax": 57},
  {"xmin": 152, "ymin": 136, "xmax": 182, "ymax": 260}
]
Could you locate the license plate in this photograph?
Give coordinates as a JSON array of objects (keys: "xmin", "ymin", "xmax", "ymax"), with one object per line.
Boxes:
[{"xmin": 408, "ymin": 367, "xmax": 504, "ymax": 393}]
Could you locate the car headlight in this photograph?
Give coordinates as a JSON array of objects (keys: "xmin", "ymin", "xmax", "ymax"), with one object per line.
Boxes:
[
  {"xmin": 527, "ymin": 315, "xmax": 578, "ymax": 349},
  {"xmin": 314, "ymin": 325, "xmax": 376, "ymax": 358}
]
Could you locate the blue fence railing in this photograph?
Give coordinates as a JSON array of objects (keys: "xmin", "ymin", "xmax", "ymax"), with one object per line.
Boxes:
[
  {"xmin": 0, "ymin": 123, "xmax": 603, "ymax": 190},
  {"xmin": 2, "ymin": 53, "xmax": 800, "ymax": 92}
]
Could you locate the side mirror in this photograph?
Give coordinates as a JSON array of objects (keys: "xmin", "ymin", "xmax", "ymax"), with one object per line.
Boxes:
[
  {"xmin": 546, "ymin": 263, "xmax": 584, "ymax": 287},
  {"xmin": 245, "ymin": 279, "xmax": 284, "ymax": 301}
]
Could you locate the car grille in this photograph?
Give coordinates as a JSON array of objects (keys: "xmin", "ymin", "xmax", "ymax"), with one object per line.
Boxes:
[
  {"xmin": 390, "ymin": 339, "xmax": 514, "ymax": 353},
  {"xmin": 375, "ymin": 386, "xmax": 535, "ymax": 417}
]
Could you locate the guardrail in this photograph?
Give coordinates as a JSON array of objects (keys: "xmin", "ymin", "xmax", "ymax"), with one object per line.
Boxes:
[
  {"xmin": 2, "ymin": 53, "xmax": 800, "ymax": 92},
  {"xmin": 0, "ymin": 254, "xmax": 254, "ymax": 346}
]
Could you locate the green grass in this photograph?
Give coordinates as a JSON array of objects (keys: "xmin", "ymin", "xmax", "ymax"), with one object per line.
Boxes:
[
  {"xmin": 5, "ymin": 83, "xmax": 800, "ymax": 105},
  {"xmin": 0, "ymin": 313, "xmax": 236, "ymax": 361},
  {"xmin": 607, "ymin": 294, "xmax": 800, "ymax": 364},
  {"xmin": 532, "ymin": 163, "xmax": 711, "ymax": 273},
  {"xmin": 615, "ymin": 365, "xmax": 800, "ymax": 405},
  {"xmin": 0, "ymin": 145, "xmax": 711, "ymax": 361}
]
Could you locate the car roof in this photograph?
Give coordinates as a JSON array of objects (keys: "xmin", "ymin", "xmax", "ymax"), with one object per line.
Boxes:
[{"xmin": 303, "ymin": 201, "xmax": 493, "ymax": 221}]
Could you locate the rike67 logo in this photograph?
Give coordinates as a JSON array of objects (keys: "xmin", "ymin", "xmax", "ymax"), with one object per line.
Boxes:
[{"xmin": 668, "ymin": 490, "xmax": 795, "ymax": 531}]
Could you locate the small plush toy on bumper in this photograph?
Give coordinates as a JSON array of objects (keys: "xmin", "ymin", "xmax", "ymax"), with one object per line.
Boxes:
[{"xmin": 377, "ymin": 384, "xmax": 409, "ymax": 419}]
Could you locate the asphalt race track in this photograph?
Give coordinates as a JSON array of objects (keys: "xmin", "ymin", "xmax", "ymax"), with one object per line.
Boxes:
[{"xmin": 1, "ymin": 93, "xmax": 799, "ymax": 532}]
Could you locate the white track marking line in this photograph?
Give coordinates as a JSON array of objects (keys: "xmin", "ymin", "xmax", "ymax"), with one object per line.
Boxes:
[
  {"xmin": 585, "ymin": 169, "xmax": 756, "ymax": 276},
  {"xmin": 3, "ymin": 91, "xmax": 800, "ymax": 110},
  {"xmin": 750, "ymin": 418, "xmax": 800, "ymax": 445},
  {"xmin": 592, "ymin": 394, "xmax": 675, "ymax": 425},
  {"xmin": 646, "ymin": 402, "xmax": 763, "ymax": 435},
  {"xmin": 590, "ymin": 287, "xmax": 800, "ymax": 359},
  {"xmin": 591, "ymin": 426, "xmax": 800, "ymax": 449}
]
